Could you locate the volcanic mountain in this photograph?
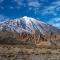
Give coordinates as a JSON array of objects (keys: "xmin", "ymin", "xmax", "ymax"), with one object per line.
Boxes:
[{"xmin": 0, "ymin": 16, "xmax": 60, "ymax": 47}]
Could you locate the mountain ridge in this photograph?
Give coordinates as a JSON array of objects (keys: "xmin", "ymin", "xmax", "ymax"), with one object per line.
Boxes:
[
  {"xmin": 0, "ymin": 16, "xmax": 60, "ymax": 47},
  {"xmin": 0, "ymin": 16, "xmax": 60, "ymax": 35}
]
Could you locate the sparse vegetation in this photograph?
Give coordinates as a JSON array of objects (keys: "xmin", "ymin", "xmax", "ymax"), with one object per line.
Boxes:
[
  {"xmin": 0, "ymin": 45, "xmax": 60, "ymax": 60},
  {"xmin": 0, "ymin": 31, "xmax": 59, "ymax": 60}
]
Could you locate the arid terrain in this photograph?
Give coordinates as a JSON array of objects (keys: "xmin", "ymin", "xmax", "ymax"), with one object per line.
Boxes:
[
  {"xmin": 0, "ymin": 45, "xmax": 60, "ymax": 60},
  {"xmin": 0, "ymin": 31, "xmax": 60, "ymax": 60},
  {"xmin": 0, "ymin": 31, "xmax": 60, "ymax": 47},
  {"xmin": 0, "ymin": 16, "xmax": 60, "ymax": 60}
]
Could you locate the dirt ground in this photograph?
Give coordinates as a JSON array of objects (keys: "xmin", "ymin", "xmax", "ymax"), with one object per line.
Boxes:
[{"xmin": 0, "ymin": 45, "xmax": 60, "ymax": 60}]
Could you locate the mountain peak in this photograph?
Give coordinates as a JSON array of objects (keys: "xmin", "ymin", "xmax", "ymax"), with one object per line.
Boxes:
[
  {"xmin": 23, "ymin": 16, "xmax": 29, "ymax": 18},
  {"xmin": 21, "ymin": 16, "xmax": 36, "ymax": 22},
  {"xmin": 0, "ymin": 16, "xmax": 60, "ymax": 35},
  {"xmin": 22, "ymin": 16, "xmax": 33, "ymax": 19}
]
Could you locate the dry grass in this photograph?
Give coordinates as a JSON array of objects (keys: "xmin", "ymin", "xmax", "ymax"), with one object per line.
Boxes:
[{"xmin": 0, "ymin": 45, "xmax": 60, "ymax": 60}]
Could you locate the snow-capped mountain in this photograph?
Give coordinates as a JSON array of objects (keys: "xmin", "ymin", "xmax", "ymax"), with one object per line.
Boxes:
[
  {"xmin": 0, "ymin": 16, "xmax": 60, "ymax": 35},
  {"xmin": 0, "ymin": 16, "xmax": 60, "ymax": 47}
]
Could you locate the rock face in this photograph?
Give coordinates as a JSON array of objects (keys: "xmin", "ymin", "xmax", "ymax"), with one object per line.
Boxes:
[{"xmin": 0, "ymin": 16, "xmax": 60, "ymax": 47}]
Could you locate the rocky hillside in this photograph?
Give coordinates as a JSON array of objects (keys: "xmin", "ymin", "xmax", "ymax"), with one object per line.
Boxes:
[{"xmin": 0, "ymin": 16, "xmax": 60, "ymax": 47}]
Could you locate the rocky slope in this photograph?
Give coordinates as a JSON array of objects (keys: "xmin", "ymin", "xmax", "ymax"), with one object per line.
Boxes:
[
  {"xmin": 0, "ymin": 16, "xmax": 60, "ymax": 35},
  {"xmin": 0, "ymin": 16, "xmax": 60, "ymax": 47}
]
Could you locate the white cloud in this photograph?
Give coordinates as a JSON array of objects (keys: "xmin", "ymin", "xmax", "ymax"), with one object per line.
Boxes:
[
  {"xmin": 0, "ymin": 0, "xmax": 4, "ymax": 3},
  {"xmin": 48, "ymin": 17, "xmax": 60, "ymax": 28},
  {"xmin": 14, "ymin": 0, "xmax": 24, "ymax": 6},
  {"xmin": 9, "ymin": 6, "xmax": 14, "ymax": 9},
  {"xmin": 27, "ymin": 0, "xmax": 42, "ymax": 15},
  {"xmin": 14, "ymin": 0, "xmax": 23, "ymax": 5},
  {"xmin": 0, "ymin": 6, "xmax": 4, "ymax": 9},
  {"xmin": 28, "ymin": 1, "xmax": 40, "ymax": 8},
  {"xmin": 0, "ymin": 15, "xmax": 10, "ymax": 22},
  {"xmin": 52, "ymin": 18, "xmax": 60, "ymax": 22},
  {"xmin": 13, "ymin": 0, "xmax": 42, "ymax": 14},
  {"xmin": 0, "ymin": 15, "xmax": 5, "ymax": 20},
  {"xmin": 27, "ymin": 0, "xmax": 41, "ymax": 10},
  {"xmin": 13, "ymin": 0, "xmax": 26, "ymax": 9},
  {"xmin": 53, "ymin": 23, "xmax": 60, "ymax": 28},
  {"xmin": 41, "ymin": 1, "xmax": 60, "ymax": 16}
]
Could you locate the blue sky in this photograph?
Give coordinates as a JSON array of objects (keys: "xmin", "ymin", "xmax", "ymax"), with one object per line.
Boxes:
[{"xmin": 0, "ymin": 0, "xmax": 60, "ymax": 28}]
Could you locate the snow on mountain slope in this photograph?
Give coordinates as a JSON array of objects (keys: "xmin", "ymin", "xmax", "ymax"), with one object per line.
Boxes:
[{"xmin": 0, "ymin": 16, "xmax": 60, "ymax": 35}]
